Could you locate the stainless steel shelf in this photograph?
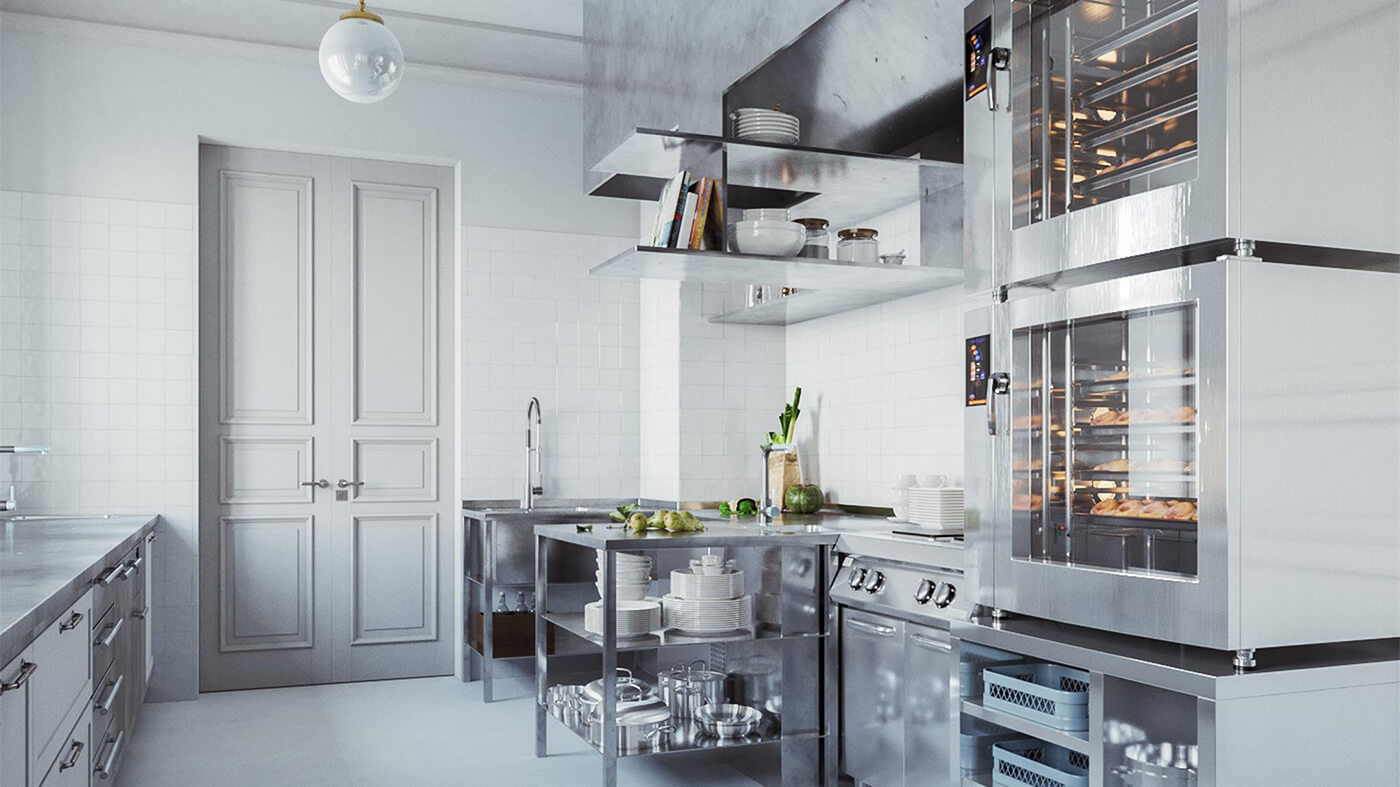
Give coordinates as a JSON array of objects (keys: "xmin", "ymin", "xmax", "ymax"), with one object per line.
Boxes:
[
  {"xmin": 589, "ymin": 127, "xmax": 962, "ymax": 229},
  {"xmin": 961, "ymin": 698, "xmax": 1091, "ymax": 756},
  {"xmin": 593, "ymin": 246, "xmax": 955, "ymax": 290},
  {"xmin": 1078, "ymin": 0, "xmax": 1198, "ymax": 63},
  {"xmin": 544, "ymin": 610, "xmax": 825, "ymax": 651},
  {"xmin": 543, "ymin": 703, "xmax": 803, "ymax": 758}
]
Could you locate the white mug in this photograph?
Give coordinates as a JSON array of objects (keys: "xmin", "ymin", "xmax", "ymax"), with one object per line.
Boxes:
[{"xmin": 917, "ymin": 474, "xmax": 946, "ymax": 488}]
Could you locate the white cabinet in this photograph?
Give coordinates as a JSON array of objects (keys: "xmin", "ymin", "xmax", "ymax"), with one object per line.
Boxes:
[
  {"xmin": 30, "ymin": 594, "xmax": 92, "ymax": 779},
  {"xmin": 2, "ymin": 651, "xmax": 37, "ymax": 787},
  {"xmin": 36, "ymin": 706, "xmax": 90, "ymax": 787}
]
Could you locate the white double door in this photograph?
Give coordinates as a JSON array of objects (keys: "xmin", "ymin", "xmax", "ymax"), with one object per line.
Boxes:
[{"xmin": 198, "ymin": 145, "xmax": 455, "ymax": 691}]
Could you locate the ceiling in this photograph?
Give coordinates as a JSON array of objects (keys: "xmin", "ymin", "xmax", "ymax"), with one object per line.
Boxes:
[{"xmin": 0, "ymin": 0, "xmax": 586, "ymax": 85}]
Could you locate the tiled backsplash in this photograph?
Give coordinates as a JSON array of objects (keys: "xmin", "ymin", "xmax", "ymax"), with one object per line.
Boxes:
[
  {"xmin": 460, "ymin": 226, "xmax": 641, "ymax": 501},
  {"xmin": 0, "ymin": 189, "xmax": 198, "ymax": 701},
  {"xmin": 785, "ymin": 284, "xmax": 966, "ymax": 509}
]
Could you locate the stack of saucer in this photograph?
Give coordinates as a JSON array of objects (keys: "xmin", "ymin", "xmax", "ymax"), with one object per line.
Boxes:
[
  {"xmin": 662, "ymin": 555, "xmax": 752, "ymax": 634},
  {"xmin": 907, "ymin": 487, "xmax": 965, "ymax": 531},
  {"xmin": 731, "ymin": 107, "xmax": 800, "ymax": 145},
  {"xmin": 583, "ymin": 599, "xmax": 662, "ymax": 638},
  {"xmin": 595, "ymin": 550, "xmax": 652, "ymax": 601}
]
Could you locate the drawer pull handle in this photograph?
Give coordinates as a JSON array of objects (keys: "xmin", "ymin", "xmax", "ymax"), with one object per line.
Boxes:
[
  {"xmin": 94, "ymin": 731, "xmax": 123, "ymax": 780},
  {"xmin": 96, "ymin": 617, "xmax": 124, "ymax": 649},
  {"xmin": 846, "ymin": 618, "xmax": 896, "ymax": 637},
  {"xmin": 95, "ymin": 566, "xmax": 121, "ymax": 586},
  {"xmin": 119, "ymin": 557, "xmax": 142, "ymax": 580},
  {"xmin": 133, "ymin": 606, "xmax": 150, "ymax": 621},
  {"xmin": 909, "ymin": 632, "xmax": 953, "ymax": 652},
  {"xmin": 95, "ymin": 674, "xmax": 124, "ymax": 715},
  {"xmin": 0, "ymin": 661, "xmax": 37, "ymax": 693},
  {"xmin": 59, "ymin": 611, "xmax": 85, "ymax": 632},
  {"xmin": 58, "ymin": 739, "xmax": 85, "ymax": 771}
]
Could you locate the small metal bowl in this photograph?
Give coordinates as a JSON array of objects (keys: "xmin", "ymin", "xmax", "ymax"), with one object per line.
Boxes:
[{"xmin": 693, "ymin": 703, "xmax": 764, "ymax": 739}]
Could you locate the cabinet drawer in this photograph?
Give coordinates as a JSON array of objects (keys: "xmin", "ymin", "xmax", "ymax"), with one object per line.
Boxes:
[
  {"xmin": 31, "ymin": 592, "xmax": 93, "ymax": 776},
  {"xmin": 92, "ymin": 662, "xmax": 125, "ymax": 745},
  {"xmin": 90, "ymin": 605, "xmax": 123, "ymax": 689},
  {"xmin": 38, "ymin": 703, "xmax": 91, "ymax": 787},
  {"xmin": 90, "ymin": 716, "xmax": 126, "ymax": 783},
  {"xmin": 1, "ymin": 652, "xmax": 36, "ymax": 787},
  {"xmin": 90, "ymin": 559, "xmax": 123, "ymax": 624}
]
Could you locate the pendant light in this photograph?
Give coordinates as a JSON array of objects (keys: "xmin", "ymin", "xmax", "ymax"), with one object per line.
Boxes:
[{"xmin": 318, "ymin": 1, "xmax": 404, "ymax": 104}]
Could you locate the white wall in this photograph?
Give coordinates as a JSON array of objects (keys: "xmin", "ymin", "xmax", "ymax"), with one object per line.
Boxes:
[
  {"xmin": 460, "ymin": 226, "xmax": 640, "ymax": 501},
  {"xmin": 0, "ymin": 15, "xmax": 635, "ymax": 703}
]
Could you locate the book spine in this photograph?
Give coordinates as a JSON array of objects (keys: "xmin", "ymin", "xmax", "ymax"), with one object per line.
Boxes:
[
  {"xmin": 675, "ymin": 192, "xmax": 698, "ymax": 249},
  {"xmin": 666, "ymin": 177, "xmax": 691, "ymax": 248},
  {"xmin": 689, "ymin": 178, "xmax": 713, "ymax": 250}
]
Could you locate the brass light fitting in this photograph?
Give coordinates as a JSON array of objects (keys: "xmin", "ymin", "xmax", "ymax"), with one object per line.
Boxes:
[{"xmin": 339, "ymin": 0, "xmax": 384, "ymax": 24}]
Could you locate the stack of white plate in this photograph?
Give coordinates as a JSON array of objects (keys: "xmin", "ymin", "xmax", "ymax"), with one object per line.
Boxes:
[
  {"xmin": 583, "ymin": 600, "xmax": 661, "ymax": 638},
  {"xmin": 661, "ymin": 594, "xmax": 753, "ymax": 634},
  {"xmin": 907, "ymin": 487, "xmax": 965, "ymax": 531},
  {"xmin": 731, "ymin": 108, "xmax": 800, "ymax": 145},
  {"xmin": 595, "ymin": 550, "xmax": 653, "ymax": 601},
  {"xmin": 671, "ymin": 568, "xmax": 745, "ymax": 600}
]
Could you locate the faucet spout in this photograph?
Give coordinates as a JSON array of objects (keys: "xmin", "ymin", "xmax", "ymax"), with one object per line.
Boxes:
[{"xmin": 523, "ymin": 398, "xmax": 544, "ymax": 510}]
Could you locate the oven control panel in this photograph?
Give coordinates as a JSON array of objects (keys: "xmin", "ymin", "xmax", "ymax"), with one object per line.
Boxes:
[{"xmin": 831, "ymin": 556, "xmax": 974, "ymax": 624}]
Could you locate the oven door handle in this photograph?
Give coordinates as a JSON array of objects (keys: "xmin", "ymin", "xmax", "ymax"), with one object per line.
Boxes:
[
  {"xmin": 846, "ymin": 618, "xmax": 897, "ymax": 637},
  {"xmin": 987, "ymin": 47, "xmax": 1011, "ymax": 112},
  {"xmin": 987, "ymin": 373, "xmax": 1011, "ymax": 435}
]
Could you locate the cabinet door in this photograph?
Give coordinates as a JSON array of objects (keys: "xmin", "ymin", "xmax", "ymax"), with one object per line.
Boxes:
[
  {"xmin": 840, "ymin": 609, "xmax": 905, "ymax": 787},
  {"xmin": 904, "ymin": 625, "xmax": 954, "ymax": 786},
  {"xmin": 31, "ymin": 593, "xmax": 92, "ymax": 776},
  {"xmin": 1, "ymin": 652, "xmax": 35, "ymax": 787}
]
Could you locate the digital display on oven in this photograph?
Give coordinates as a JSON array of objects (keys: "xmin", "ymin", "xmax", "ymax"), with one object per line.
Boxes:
[
  {"xmin": 967, "ymin": 334, "xmax": 991, "ymax": 406},
  {"xmin": 965, "ymin": 17, "xmax": 992, "ymax": 102}
]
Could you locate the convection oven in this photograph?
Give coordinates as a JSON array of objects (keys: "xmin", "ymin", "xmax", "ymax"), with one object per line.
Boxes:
[{"xmin": 964, "ymin": 258, "xmax": 1400, "ymax": 658}]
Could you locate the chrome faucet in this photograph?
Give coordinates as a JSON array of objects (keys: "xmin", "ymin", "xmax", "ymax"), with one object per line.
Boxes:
[
  {"xmin": 523, "ymin": 398, "xmax": 543, "ymax": 510},
  {"xmin": 0, "ymin": 446, "xmax": 49, "ymax": 513},
  {"xmin": 759, "ymin": 442, "xmax": 794, "ymax": 525}
]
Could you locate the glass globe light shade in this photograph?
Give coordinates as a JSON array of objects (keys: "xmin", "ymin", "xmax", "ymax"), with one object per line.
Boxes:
[{"xmin": 318, "ymin": 16, "xmax": 404, "ymax": 104}]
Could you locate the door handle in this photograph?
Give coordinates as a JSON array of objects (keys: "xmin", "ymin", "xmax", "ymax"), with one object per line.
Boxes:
[
  {"xmin": 301, "ymin": 479, "xmax": 329, "ymax": 489},
  {"xmin": 846, "ymin": 618, "xmax": 896, "ymax": 637},
  {"xmin": 133, "ymin": 606, "xmax": 150, "ymax": 621},
  {"xmin": 987, "ymin": 373, "xmax": 1011, "ymax": 435},
  {"xmin": 58, "ymin": 740, "xmax": 85, "ymax": 771},
  {"xmin": 337, "ymin": 479, "xmax": 365, "ymax": 489},
  {"xmin": 987, "ymin": 46, "xmax": 1011, "ymax": 112},
  {"xmin": 59, "ymin": 611, "xmax": 85, "ymax": 632},
  {"xmin": 909, "ymin": 632, "xmax": 953, "ymax": 652}
]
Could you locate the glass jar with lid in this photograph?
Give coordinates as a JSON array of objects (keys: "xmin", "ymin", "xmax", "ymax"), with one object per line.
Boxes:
[
  {"xmin": 836, "ymin": 228, "xmax": 879, "ymax": 263},
  {"xmin": 794, "ymin": 217, "xmax": 830, "ymax": 259}
]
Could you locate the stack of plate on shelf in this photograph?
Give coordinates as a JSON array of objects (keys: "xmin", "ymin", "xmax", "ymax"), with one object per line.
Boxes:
[
  {"xmin": 731, "ymin": 107, "xmax": 800, "ymax": 145},
  {"xmin": 662, "ymin": 555, "xmax": 753, "ymax": 634},
  {"xmin": 907, "ymin": 486, "xmax": 965, "ymax": 531},
  {"xmin": 583, "ymin": 599, "xmax": 661, "ymax": 638},
  {"xmin": 595, "ymin": 550, "xmax": 653, "ymax": 601}
]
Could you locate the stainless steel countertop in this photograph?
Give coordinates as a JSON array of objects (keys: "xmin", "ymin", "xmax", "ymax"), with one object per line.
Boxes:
[
  {"xmin": 954, "ymin": 615, "xmax": 1400, "ymax": 700},
  {"xmin": 0, "ymin": 515, "xmax": 158, "ymax": 667}
]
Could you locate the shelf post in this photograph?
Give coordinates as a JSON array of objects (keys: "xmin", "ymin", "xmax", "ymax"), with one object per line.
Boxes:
[{"xmin": 535, "ymin": 532, "xmax": 548, "ymax": 758}]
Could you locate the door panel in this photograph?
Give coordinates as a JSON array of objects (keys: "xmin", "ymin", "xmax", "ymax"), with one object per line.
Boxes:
[
  {"xmin": 200, "ymin": 144, "xmax": 455, "ymax": 690},
  {"xmin": 218, "ymin": 171, "xmax": 314, "ymax": 426},
  {"xmin": 351, "ymin": 438, "xmax": 438, "ymax": 502},
  {"xmin": 351, "ymin": 514, "xmax": 438, "ymax": 644},
  {"xmin": 351, "ymin": 182, "xmax": 438, "ymax": 427},
  {"xmin": 219, "ymin": 516, "xmax": 315, "ymax": 650},
  {"xmin": 219, "ymin": 437, "xmax": 315, "ymax": 504}
]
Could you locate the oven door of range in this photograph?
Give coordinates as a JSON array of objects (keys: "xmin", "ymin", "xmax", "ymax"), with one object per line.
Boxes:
[{"xmin": 993, "ymin": 261, "xmax": 1232, "ymax": 649}]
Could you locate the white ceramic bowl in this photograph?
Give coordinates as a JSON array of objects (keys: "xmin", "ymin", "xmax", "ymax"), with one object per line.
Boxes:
[
  {"xmin": 735, "ymin": 130, "xmax": 799, "ymax": 145},
  {"xmin": 740, "ymin": 208, "xmax": 790, "ymax": 222},
  {"xmin": 596, "ymin": 582, "xmax": 651, "ymax": 601},
  {"xmin": 732, "ymin": 220, "xmax": 804, "ymax": 257}
]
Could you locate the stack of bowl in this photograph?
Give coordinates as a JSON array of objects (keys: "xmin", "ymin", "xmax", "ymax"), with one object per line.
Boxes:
[
  {"xmin": 595, "ymin": 550, "xmax": 652, "ymax": 601},
  {"xmin": 732, "ymin": 208, "xmax": 805, "ymax": 257},
  {"xmin": 730, "ymin": 107, "xmax": 800, "ymax": 144}
]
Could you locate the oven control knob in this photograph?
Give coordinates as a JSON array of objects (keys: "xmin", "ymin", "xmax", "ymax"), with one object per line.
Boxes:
[
  {"xmin": 932, "ymin": 582, "xmax": 957, "ymax": 608},
  {"xmin": 863, "ymin": 571, "xmax": 885, "ymax": 594},
  {"xmin": 914, "ymin": 579, "xmax": 936, "ymax": 605},
  {"xmin": 847, "ymin": 567, "xmax": 868, "ymax": 590}
]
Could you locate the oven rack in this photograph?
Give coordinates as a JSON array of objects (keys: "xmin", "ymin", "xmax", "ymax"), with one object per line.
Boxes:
[
  {"xmin": 1051, "ymin": 510, "xmax": 1199, "ymax": 533},
  {"xmin": 1072, "ymin": 373, "xmax": 1195, "ymax": 394},
  {"xmin": 1073, "ymin": 470, "xmax": 1194, "ymax": 483}
]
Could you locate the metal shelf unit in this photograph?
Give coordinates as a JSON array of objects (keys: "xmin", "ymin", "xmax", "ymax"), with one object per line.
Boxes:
[{"xmin": 534, "ymin": 524, "xmax": 840, "ymax": 787}]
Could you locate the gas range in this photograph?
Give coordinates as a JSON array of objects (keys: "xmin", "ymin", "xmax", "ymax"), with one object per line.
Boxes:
[{"xmin": 828, "ymin": 549, "xmax": 976, "ymax": 628}]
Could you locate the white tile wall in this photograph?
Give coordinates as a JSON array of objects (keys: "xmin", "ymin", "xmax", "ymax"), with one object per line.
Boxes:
[
  {"xmin": 638, "ymin": 279, "xmax": 681, "ymax": 501},
  {"xmin": 0, "ymin": 189, "xmax": 198, "ymax": 701},
  {"xmin": 786, "ymin": 284, "xmax": 966, "ymax": 507},
  {"xmin": 460, "ymin": 227, "xmax": 641, "ymax": 501}
]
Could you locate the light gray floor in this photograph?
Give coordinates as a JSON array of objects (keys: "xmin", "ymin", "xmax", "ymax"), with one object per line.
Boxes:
[{"xmin": 119, "ymin": 677, "xmax": 762, "ymax": 786}]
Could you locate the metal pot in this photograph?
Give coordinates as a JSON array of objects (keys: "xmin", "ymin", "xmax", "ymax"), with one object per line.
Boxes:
[
  {"xmin": 694, "ymin": 703, "xmax": 764, "ymax": 739},
  {"xmin": 727, "ymin": 655, "xmax": 781, "ymax": 715},
  {"xmin": 587, "ymin": 697, "xmax": 674, "ymax": 753},
  {"xmin": 658, "ymin": 660, "xmax": 726, "ymax": 710},
  {"xmin": 667, "ymin": 682, "xmax": 709, "ymax": 721},
  {"xmin": 582, "ymin": 668, "xmax": 652, "ymax": 704},
  {"xmin": 547, "ymin": 684, "xmax": 587, "ymax": 727}
]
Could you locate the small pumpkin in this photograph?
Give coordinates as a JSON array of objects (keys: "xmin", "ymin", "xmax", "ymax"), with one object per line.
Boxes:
[{"xmin": 784, "ymin": 483, "xmax": 824, "ymax": 514}]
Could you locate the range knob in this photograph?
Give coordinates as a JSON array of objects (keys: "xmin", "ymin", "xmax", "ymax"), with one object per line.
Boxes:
[
  {"xmin": 847, "ymin": 567, "xmax": 868, "ymax": 590},
  {"xmin": 932, "ymin": 582, "xmax": 957, "ymax": 608},
  {"xmin": 863, "ymin": 571, "xmax": 885, "ymax": 594},
  {"xmin": 914, "ymin": 579, "xmax": 935, "ymax": 605}
]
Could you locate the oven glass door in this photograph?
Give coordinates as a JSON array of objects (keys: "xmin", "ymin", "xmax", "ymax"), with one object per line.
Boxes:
[
  {"xmin": 1011, "ymin": 302, "xmax": 1199, "ymax": 577},
  {"xmin": 1011, "ymin": 0, "xmax": 1200, "ymax": 228}
]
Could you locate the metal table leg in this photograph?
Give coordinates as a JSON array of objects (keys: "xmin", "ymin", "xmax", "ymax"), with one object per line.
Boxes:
[
  {"xmin": 484, "ymin": 519, "xmax": 496, "ymax": 702},
  {"xmin": 535, "ymin": 533, "xmax": 548, "ymax": 758},
  {"xmin": 602, "ymin": 548, "xmax": 618, "ymax": 787}
]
